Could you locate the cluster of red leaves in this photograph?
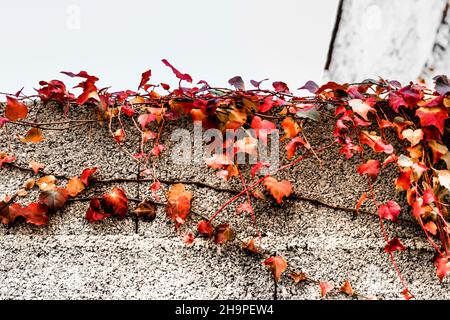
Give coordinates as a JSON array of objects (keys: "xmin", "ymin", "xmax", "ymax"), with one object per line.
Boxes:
[
  {"xmin": 0, "ymin": 167, "xmax": 98, "ymax": 226},
  {"xmin": 327, "ymin": 76, "xmax": 449, "ymax": 282},
  {"xmin": 1, "ymin": 61, "xmax": 449, "ymax": 297}
]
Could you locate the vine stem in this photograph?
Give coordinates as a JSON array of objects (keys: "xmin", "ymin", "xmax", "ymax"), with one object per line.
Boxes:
[
  {"xmin": 366, "ymin": 176, "xmax": 413, "ymax": 298},
  {"xmin": 207, "ymin": 142, "xmax": 336, "ymax": 224},
  {"xmin": 2, "ymin": 161, "xmax": 411, "ymax": 222},
  {"xmin": 237, "ymin": 168, "xmax": 261, "ymax": 243}
]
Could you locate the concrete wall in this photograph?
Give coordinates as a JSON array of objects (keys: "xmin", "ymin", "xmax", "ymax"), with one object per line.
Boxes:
[{"xmin": 0, "ymin": 106, "xmax": 449, "ymax": 299}]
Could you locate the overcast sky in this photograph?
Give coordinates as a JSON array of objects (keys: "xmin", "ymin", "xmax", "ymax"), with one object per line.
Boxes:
[{"xmin": 0, "ymin": 0, "xmax": 339, "ymax": 95}]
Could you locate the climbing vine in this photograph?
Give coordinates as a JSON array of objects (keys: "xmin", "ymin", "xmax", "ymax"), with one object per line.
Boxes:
[{"xmin": 0, "ymin": 60, "xmax": 449, "ymax": 299}]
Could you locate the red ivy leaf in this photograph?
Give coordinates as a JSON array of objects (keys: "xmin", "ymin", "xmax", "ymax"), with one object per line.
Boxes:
[
  {"xmin": 85, "ymin": 198, "xmax": 110, "ymax": 222},
  {"xmin": 61, "ymin": 70, "xmax": 99, "ymax": 81},
  {"xmin": 250, "ymin": 78, "xmax": 268, "ymax": 89},
  {"xmin": 198, "ymin": 220, "xmax": 214, "ymax": 238},
  {"xmin": 5, "ymin": 96, "xmax": 28, "ymax": 121},
  {"xmin": 228, "ymin": 76, "xmax": 245, "ymax": 90},
  {"xmin": 415, "ymin": 106, "xmax": 448, "ymax": 134},
  {"xmin": 298, "ymin": 80, "xmax": 319, "ymax": 94},
  {"xmin": 285, "ymin": 136, "xmax": 309, "ymax": 160},
  {"xmin": 161, "ymin": 59, "xmax": 192, "ymax": 83},
  {"xmin": 138, "ymin": 114, "xmax": 157, "ymax": 130},
  {"xmin": 319, "ymin": 281, "xmax": 335, "ymax": 298},
  {"xmin": 357, "ymin": 159, "xmax": 380, "ymax": 179},
  {"xmin": 384, "ymin": 238, "xmax": 406, "ymax": 253},
  {"xmin": 138, "ymin": 69, "xmax": 151, "ymax": 90},
  {"xmin": 264, "ymin": 256, "xmax": 287, "ymax": 282},
  {"xmin": 8, "ymin": 202, "xmax": 49, "ymax": 226},
  {"xmin": 258, "ymin": 96, "xmax": 276, "ymax": 113},
  {"xmin": 38, "ymin": 188, "xmax": 68, "ymax": 211},
  {"xmin": 378, "ymin": 200, "xmax": 401, "ymax": 222},
  {"xmin": 388, "ymin": 92, "xmax": 406, "ymax": 112},
  {"xmin": 399, "ymin": 84, "xmax": 424, "ymax": 108},
  {"xmin": 102, "ymin": 187, "xmax": 128, "ymax": 219},
  {"xmin": 251, "ymin": 116, "xmax": 276, "ymax": 144},
  {"xmin": 214, "ymin": 223, "xmax": 234, "ymax": 244},
  {"xmin": 80, "ymin": 167, "xmax": 97, "ymax": 186},
  {"xmin": 250, "ymin": 161, "xmax": 270, "ymax": 179},
  {"xmin": 436, "ymin": 255, "xmax": 450, "ymax": 282},
  {"xmin": 121, "ymin": 104, "xmax": 135, "ymax": 117},
  {"xmin": 272, "ymin": 81, "xmax": 290, "ymax": 93}
]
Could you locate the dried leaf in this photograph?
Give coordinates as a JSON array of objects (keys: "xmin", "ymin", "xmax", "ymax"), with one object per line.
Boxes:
[
  {"xmin": 263, "ymin": 177, "xmax": 293, "ymax": 204},
  {"xmin": 38, "ymin": 188, "xmax": 68, "ymax": 211},
  {"xmin": 20, "ymin": 128, "xmax": 44, "ymax": 143},
  {"xmin": 102, "ymin": 187, "xmax": 128, "ymax": 219},
  {"xmin": 134, "ymin": 200, "xmax": 156, "ymax": 221},
  {"xmin": 264, "ymin": 256, "xmax": 287, "ymax": 282},
  {"xmin": 66, "ymin": 177, "xmax": 85, "ymax": 197},
  {"xmin": 36, "ymin": 175, "xmax": 56, "ymax": 191}
]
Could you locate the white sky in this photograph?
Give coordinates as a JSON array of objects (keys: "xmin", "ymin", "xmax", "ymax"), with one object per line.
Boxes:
[{"xmin": 0, "ymin": 0, "xmax": 339, "ymax": 95}]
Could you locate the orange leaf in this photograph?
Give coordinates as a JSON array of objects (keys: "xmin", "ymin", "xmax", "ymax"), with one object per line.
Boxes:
[
  {"xmin": 166, "ymin": 183, "xmax": 192, "ymax": 227},
  {"xmin": 424, "ymin": 221, "xmax": 437, "ymax": 235},
  {"xmin": 340, "ymin": 279, "xmax": 354, "ymax": 296},
  {"xmin": 263, "ymin": 177, "xmax": 293, "ymax": 204},
  {"xmin": 36, "ymin": 175, "xmax": 56, "ymax": 191},
  {"xmin": 290, "ymin": 272, "xmax": 308, "ymax": 284},
  {"xmin": 281, "ymin": 117, "xmax": 300, "ymax": 139},
  {"xmin": 66, "ymin": 177, "xmax": 85, "ymax": 197},
  {"xmin": 20, "ymin": 128, "xmax": 44, "ymax": 143},
  {"xmin": 242, "ymin": 239, "xmax": 259, "ymax": 254},
  {"xmin": 264, "ymin": 256, "xmax": 287, "ymax": 282},
  {"xmin": 29, "ymin": 160, "xmax": 45, "ymax": 174},
  {"xmin": 5, "ymin": 96, "xmax": 28, "ymax": 121},
  {"xmin": 402, "ymin": 288, "xmax": 414, "ymax": 300},
  {"xmin": 355, "ymin": 193, "xmax": 367, "ymax": 212}
]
